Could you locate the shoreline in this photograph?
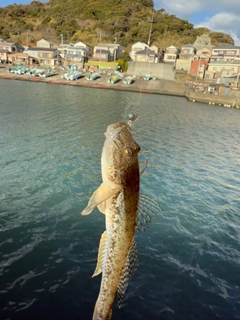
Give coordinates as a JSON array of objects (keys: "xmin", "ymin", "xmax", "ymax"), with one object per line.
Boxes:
[{"xmin": 1, "ymin": 68, "xmax": 240, "ymax": 108}]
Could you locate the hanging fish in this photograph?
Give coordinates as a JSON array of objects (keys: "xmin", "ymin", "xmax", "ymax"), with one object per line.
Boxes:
[{"xmin": 81, "ymin": 121, "xmax": 159, "ymax": 320}]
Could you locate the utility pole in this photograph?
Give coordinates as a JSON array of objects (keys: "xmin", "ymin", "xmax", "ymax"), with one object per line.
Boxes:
[
  {"xmin": 60, "ymin": 34, "xmax": 63, "ymax": 45},
  {"xmin": 146, "ymin": 8, "xmax": 154, "ymax": 64},
  {"xmin": 236, "ymin": 66, "xmax": 240, "ymax": 87},
  {"xmin": 26, "ymin": 29, "xmax": 30, "ymax": 47}
]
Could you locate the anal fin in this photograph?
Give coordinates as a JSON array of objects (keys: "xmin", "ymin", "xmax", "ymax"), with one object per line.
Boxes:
[
  {"xmin": 117, "ymin": 239, "xmax": 139, "ymax": 308},
  {"xmin": 92, "ymin": 231, "xmax": 107, "ymax": 277}
]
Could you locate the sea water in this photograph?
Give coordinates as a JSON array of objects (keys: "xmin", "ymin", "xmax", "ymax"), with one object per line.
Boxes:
[{"xmin": 0, "ymin": 79, "xmax": 240, "ymax": 320}]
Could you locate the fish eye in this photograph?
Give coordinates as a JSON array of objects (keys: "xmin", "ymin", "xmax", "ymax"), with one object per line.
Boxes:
[{"xmin": 122, "ymin": 147, "xmax": 133, "ymax": 157}]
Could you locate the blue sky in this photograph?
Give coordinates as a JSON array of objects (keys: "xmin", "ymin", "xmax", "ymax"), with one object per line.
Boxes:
[{"xmin": 1, "ymin": 0, "xmax": 240, "ymax": 45}]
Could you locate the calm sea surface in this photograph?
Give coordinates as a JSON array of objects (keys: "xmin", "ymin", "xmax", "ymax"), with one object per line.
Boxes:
[{"xmin": 0, "ymin": 79, "xmax": 240, "ymax": 320}]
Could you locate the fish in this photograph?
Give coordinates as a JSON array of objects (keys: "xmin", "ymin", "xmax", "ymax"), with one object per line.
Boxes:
[{"xmin": 81, "ymin": 121, "xmax": 158, "ymax": 320}]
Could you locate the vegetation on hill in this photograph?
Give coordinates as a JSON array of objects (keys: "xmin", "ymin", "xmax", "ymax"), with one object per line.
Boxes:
[{"xmin": 0, "ymin": 0, "xmax": 234, "ymax": 50}]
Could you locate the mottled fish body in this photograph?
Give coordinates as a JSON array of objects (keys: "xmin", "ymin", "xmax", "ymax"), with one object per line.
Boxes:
[{"xmin": 81, "ymin": 122, "xmax": 140, "ymax": 320}]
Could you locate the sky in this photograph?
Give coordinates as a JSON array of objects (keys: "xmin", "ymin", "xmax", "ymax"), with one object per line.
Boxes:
[{"xmin": 1, "ymin": 0, "xmax": 240, "ymax": 45}]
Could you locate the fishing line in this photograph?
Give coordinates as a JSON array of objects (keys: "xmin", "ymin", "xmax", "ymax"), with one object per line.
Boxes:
[
  {"xmin": 127, "ymin": 70, "xmax": 144, "ymax": 127},
  {"xmin": 127, "ymin": 8, "xmax": 154, "ymax": 128}
]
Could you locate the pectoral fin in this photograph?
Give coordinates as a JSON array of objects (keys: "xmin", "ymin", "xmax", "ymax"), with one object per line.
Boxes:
[
  {"xmin": 117, "ymin": 239, "xmax": 139, "ymax": 308},
  {"xmin": 92, "ymin": 231, "xmax": 107, "ymax": 277},
  {"xmin": 81, "ymin": 184, "xmax": 122, "ymax": 215}
]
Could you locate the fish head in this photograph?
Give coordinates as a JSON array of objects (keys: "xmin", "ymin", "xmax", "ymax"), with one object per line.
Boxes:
[{"xmin": 101, "ymin": 122, "xmax": 140, "ymax": 188}]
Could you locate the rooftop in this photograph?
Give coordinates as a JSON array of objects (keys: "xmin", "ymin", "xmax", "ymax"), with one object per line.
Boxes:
[
  {"xmin": 135, "ymin": 48, "xmax": 156, "ymax": 56},
  {"xmin": 213, "ymin": 45, "xmax": 240, "ymax": 50},
  {"xmin": 26, "ymin": 47, "xmax": 57, "ymax": 52}
]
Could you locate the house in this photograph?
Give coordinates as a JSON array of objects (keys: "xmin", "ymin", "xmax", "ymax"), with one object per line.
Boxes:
[
  {"xmin": 0, "ymin": 49, "xmax": 8, "ymax": 62},
  {"xmin": 36, "ymin": 38, "xmax": 56, "ymax": 49},
  {"xmin": 74, "ymin": 41, "xmax": 92, "ymax": 58},
  {"xmin": 163, "ymin": 45, "xmax": 179, "ymax": 64},
  {"xmin": 190, "ymin": 47, "xmax": 211, "ymax": 78},
  {"xmin": 8, "ymin": 52, "xmax": 30, "ymax": 65},
  {"xmin": 92, "ymin": 49, "xmax": 110, "ymax": 62},
  {"xmin": 130, "ymin": 42, "xmax": 148, "ymax": 60},
  {"xmin": 210, "ymin": 45, "xmax": 240, "ymax": 63},
  {"xmin": 25, "ymin": 47, "xmax": 60, "ymax": 66},
  {"xmin": 206, "ymin": 62, "xmax": 240, "ymax": 81},
  {"xmin": 149, "ymin": 45, "xmax": 159, "ymax": 54},
  {"xmin": 58, "ymin": 41, "xmax": 73, "ymax": 58},
  {"xmin": 63, "ymin": 46, "xmax": 87, "ymax": 66},
  {"xmin": 203, "ymin": 45, "xmax": 240, "ymax": 81},
  {"xmin": 0, "ymin": 41, "xmax": 18, "ymax": 53},
  {"xmin": 176, "ymin": 44, "xmax": 196, "ymax": 72},
  {"xmin": 0, "ymin": 41, "xmax": 19, "ymax": 61},
  {"xmin": 93, "ymin": 43, "xmax": 122, "ymax": 61},
  {"xmin": 134, "ymin": 47, "xmax": 157, "ymax": 63}
]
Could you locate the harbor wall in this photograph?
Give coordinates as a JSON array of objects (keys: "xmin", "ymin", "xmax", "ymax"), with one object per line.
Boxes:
[{"xmin": 127, "ymin": 61, "xmax": 176, "ymax": 80}]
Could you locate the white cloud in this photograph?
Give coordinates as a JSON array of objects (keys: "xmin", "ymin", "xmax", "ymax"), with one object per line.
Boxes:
[
  {"xmin": 154, "ymin": 0, "xmax": 240, "ymax": 16},
  {"xmin": 154, "ymin": 0, "xmax": 203, "ymax": 18},
  {"xmin": 153, "ymin": 0, "xmax": 240, "ymax": 45},
  {"xmin": 196, "ymin": 13, "xmax": 240, "ymax": 45}
]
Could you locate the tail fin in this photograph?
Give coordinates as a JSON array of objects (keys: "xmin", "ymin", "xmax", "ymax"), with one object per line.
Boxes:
[{"xmin": 107, "ymin": 308, "xmax": 112, "ymax": 320}]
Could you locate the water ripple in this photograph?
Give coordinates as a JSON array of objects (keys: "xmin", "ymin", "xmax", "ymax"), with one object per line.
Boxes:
[{"xmin": 1, "ymin": 80, "xmax": 240, "ymax": 319}]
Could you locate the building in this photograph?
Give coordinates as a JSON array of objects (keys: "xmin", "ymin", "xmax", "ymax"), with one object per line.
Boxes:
[
  {"xmin": 93, "ymin": 43, "xmax": 122, "ymax": 61},
  {"xmin": 58, "ymin": 41, "xmax": 73, "ymax": 58},
  {"xmin": 210, "ymin": 45, "xmax": 240, "ymax": 63},
  {"xmin": 130, "ymin": 42, "xmax": 148, "ymax": 60},
  {"xmin": 74, "ymin": 41, "xmax": 92, "ymax": 58},
  {"xmin": 134, "ymin": 47, "xmax": 158, "ymax": 63},
  {"xmin": 0, "ymin": 41, "xmax": 18, "ymax": 53},
  {"xmin": 0, "ymin": 41, "xmax": 18, "ymax": 61},
  {"xmin": 63, "ymin": 46, "xmax": 87, "ymax": 67},
  {"xmin": 25, "ymin": 47, "xmax": 60, "ymax": 66},
  {"xmin": 8, "ymin": 52, "xmax": 30, "ymax": 65},
  {"xmin": 204, "ymin": 45, "xmax": 240, "ymax": 81},
  {"xmin": 190, "ymin": 47, "xmax": 211, "ymax": 78},
  {"xmin": 36, "ymin": 38, "xmax": 56, "ymax": 49},
  {"xmin": 163, "ymin": 45, "xmax": 179, "ymax": 64},
  {"xmin": 205, "ymin": 61, "xmax": 240, "ymax": 81},
  {"xmin": 92, "ymin": 48, "xmax": 110, "ymax": 62},
  {"xmin": 176, "ymin": 44, "xmax": 196, "ymax": 72},
  {"xmin": 0, "ymin": 49, "xmax": 8, "ymax": 62}
]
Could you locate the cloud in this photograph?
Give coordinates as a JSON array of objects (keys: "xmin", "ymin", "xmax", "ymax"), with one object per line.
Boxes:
[
  {"xmin": 154, "ymin": 0, "xmax": 240, "ymax": 17},
  {"xmin": 196, "ymin": 13, "xmax": 240, "ymax": 45},
  {"xmin": 153, "ymin": 0, "xmax": 240, "ymax": 45},
  {"xmin": 154, "ymin": 0, "xmax": 203, "ymax": 18}
]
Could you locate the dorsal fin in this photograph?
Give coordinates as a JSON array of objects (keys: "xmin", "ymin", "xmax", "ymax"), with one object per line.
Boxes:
[
  {"xmin": 92, "ymin": 231, "xmax": 107, "ymax": 277},
  {"xmin": 117, "ymin": 240, "xmax": 139, "ymax": 308}
]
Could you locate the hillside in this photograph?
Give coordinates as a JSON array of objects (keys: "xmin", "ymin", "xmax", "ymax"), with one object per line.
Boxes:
[{"xmin": 0, "ymin": 0, "xmax": 234, "ymax": 50}]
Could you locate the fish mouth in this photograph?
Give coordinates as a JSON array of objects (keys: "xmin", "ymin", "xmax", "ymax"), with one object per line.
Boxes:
[{"xmin": 104, "ymin": 122, "xmax": 129, "ymax": 141}]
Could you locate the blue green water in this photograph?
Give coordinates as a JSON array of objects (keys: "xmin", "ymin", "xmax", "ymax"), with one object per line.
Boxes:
[{"xmin": 0, "ymin": 79, "xmax": 240, "ymax": 320}]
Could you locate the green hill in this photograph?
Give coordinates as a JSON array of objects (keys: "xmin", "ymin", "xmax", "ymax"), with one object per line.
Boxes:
[{"xmin": 0, "ymin": 0, "xmax": 234, "ymax": 50}]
